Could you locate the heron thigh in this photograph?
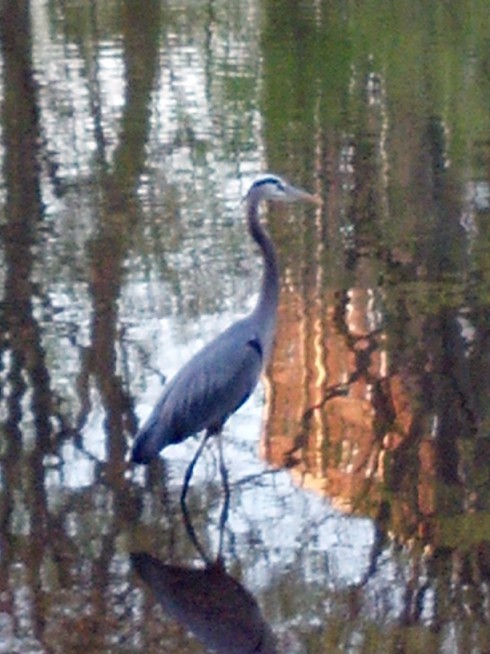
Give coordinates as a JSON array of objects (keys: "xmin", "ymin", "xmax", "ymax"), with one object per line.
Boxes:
[{"xmin": 207, "ymin": 420, "xmax": 224, "ymax": 436}]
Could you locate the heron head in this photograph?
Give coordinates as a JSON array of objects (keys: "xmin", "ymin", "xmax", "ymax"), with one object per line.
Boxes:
[{"xmin": 247, "ymin": 174, "xmax": 321, "ymax": 206}]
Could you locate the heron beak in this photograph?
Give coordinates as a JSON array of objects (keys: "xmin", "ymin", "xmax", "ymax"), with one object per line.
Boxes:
[{"xmin": 287, "ymin": 184, "xmax": 323, "ymax": 206}]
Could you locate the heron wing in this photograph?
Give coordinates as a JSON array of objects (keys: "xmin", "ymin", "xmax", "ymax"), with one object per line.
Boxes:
[
  {"xmin": 132, "ymin": 320, "xmax": 263, "ymax": 463},
  {"xmin": 173, "ymin": 334, "xmax": 263, "ymax": 435}
]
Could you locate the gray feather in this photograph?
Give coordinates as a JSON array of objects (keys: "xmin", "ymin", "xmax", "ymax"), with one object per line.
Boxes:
[{"xmin": 132, "ymin": 318, "xmax": 263, "ymax": 463}]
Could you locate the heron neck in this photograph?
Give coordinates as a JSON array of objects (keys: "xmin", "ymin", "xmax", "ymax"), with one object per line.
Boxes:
[{"xmin": 247, "ymin": 198, "xmax": 279, "ymax": 350}]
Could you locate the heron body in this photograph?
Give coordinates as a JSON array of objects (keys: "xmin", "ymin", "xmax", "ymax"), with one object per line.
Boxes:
[{"xmin": 132, "ymin": 175, "xmax": 319, "ymax": 464}]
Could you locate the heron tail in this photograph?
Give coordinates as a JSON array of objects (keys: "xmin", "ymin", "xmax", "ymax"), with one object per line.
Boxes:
[{"xmin": 131, "ymin": 414, "xmax": 165, "ymax": 464}]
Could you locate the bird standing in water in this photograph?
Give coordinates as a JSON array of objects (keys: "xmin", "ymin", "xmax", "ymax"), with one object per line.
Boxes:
[{"xmin": 131, "ymin": 175, "xmax": 320, "ymax": 472}]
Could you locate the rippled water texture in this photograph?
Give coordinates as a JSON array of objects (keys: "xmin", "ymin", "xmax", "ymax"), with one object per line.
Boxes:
[{"xmin": 0, "ymin": 1, "xmax": 489, "ymax": 652}]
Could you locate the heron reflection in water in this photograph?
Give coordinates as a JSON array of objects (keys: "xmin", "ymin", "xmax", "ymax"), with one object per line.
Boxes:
[
  {"xmin": 131, "ymin": 552, "xmax": 277, "ymax": 654},
  {"xmin": 131, "ymin": 175, "xmax": 320, "ymax": 496},
  {"xmin": 131, "ymin": 452, "xmax": 278, "ymax": 654}
]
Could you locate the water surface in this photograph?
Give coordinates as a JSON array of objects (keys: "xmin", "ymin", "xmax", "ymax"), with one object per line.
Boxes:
[{"xmin": 0, "ymin": 1, "xmax": 489, "ymax": 652}]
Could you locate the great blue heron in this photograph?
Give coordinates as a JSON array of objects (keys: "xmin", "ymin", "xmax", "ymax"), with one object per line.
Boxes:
[{"xmin": 131, "ymin": 175, "xmax": 320, "ymax": 468}]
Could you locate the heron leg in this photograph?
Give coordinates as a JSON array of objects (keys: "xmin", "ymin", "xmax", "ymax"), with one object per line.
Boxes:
[
  {"xmin": 217, "ymin": 434, "xmax": 230, "ymax": 561},
  {"xmin": 179, "ymin": 428, "xmax": 231, "ymax": 565},
  {"xmin": 180, "ymin": 430, "xmax": 214, "ymax": 564},
  {"xmin": 180, "ymin": 430, "xmax": 212, "ymax": 507}
]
